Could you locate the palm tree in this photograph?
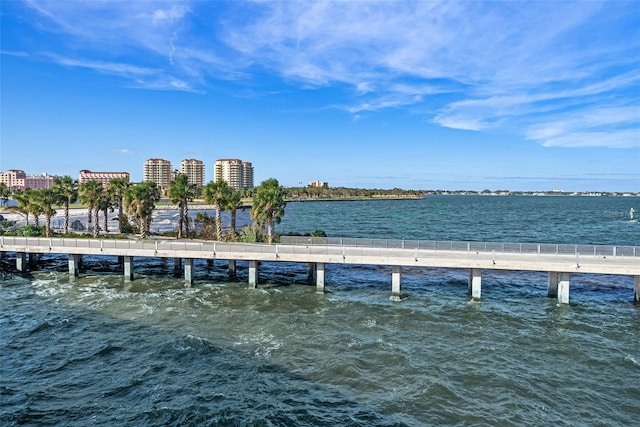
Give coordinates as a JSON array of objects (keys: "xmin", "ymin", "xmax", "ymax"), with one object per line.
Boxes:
[
  {"xmin": 203, "ymin": 179, "xmax": 232, "ymax": 240},
  {"xmin": 107, "ymin": 177, "xmax": 130, "ymax": 233},
  {"xmin": 0, "ymin": 182, "xmax": 10, "ymax": 207},
  {"xmin": 79, "ymin": 180, "xmax": 103, "ymax": 238},
  {"xmin": 97, "ymin": 188, "xmax": 113, "ymax": 233},
  {"xmin": 124, "ymin": 181, "xmax": 161, "ymax": 238},
  {"xmin": 11, "ymin": 189, "xmax": 30, "ymax": 225},
  {"xmin": 53, "ymin": 176, "xmax": 78, "ymax": 234},
  {"xmin": 27, "ymin": 189, "xmax": 44, "ymax": 228},
  {"xmin": 251, "ymin": 178, "xmax": 287, "ymax": 244},
  {"xmin": 225, "ymin": 189, "xmax": 242, "ymax": 238},
  {"xmin": 168, "ymin": 174, "xmax": 197, "ymax": 239},
  {"xmin": 33, "ymin": 188, "xmax": 57, "ymax": 237}
]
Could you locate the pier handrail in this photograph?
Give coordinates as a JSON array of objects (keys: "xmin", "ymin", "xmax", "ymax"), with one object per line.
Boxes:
[
  {"xmin": 1, "ymin": 235, "xmax": 638, "ymax": 258},
  {"xmin": 280, "ymin": 236, "xmax": 638, "ymax": 257}
]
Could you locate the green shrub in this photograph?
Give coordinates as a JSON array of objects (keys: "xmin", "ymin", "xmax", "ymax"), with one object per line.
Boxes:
[{"xmin": 22, "ymin": 225, "xmax": 43, "ymax": 237}]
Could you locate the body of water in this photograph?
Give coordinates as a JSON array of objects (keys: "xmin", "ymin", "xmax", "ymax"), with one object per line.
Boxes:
[{"xmin": 1, "ymin": 195, "xmax": 639, "ymax": 426}]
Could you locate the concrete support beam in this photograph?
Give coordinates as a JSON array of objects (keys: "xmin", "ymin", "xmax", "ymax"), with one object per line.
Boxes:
[
  {"xmin": 228, "ymin": 260, "xmax": 237, "ymax": 277},
  {"xmin": 16, "ymin": 252, "xmax": 27, "ymax": 272},
  {"xmin": 390, "ymin": 265, "xmax": 402, "ymax": 301},
  {"xmin": 174, "ymin": 258, "xmax": 183, "ymax": 275},
  {"xmin": 634, "ymin": 276, "xmax": 639, "ymax": 304},
  {"xmin": 316, "ymin": 263, "xmax": 325, "ymax": 294},
  {"xmin": 68, "ymin": 254, "xmax": 80, "ymax": 278},
  {"xmin": 248, "ymin": 260, "xmax": 258, "ymax": 289},
  {"xmin": 548, "ymin": 272, "xmax": 570, "ymax": 304},
  {"xmin": 184, "ymin": 258, "xmax": 193, "ymax": 287},
  {"xmin": 29, "ymin": 253, "xmax": 38, "ymax": 269},
  {"xmin": 123, "ymin": 256, "xmax": 134, "ymax": 282},
  {"xmin": 307, "ymin": 262, "xmax": 316, "ymax": 284},
  {"xmin": 468, "ymin": 268, "xmax": 482, "ymax": 299}
]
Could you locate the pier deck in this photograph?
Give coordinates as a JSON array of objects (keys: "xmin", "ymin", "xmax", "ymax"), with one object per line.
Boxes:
[{"xmin": 1, "ymin": 236, "xmax": 639, "ymax": 304}]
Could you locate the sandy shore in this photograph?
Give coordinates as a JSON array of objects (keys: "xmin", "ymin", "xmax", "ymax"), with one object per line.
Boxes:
[{"xmin": 1, "ymin": 207, "xmax": 98, "ymax": 230}]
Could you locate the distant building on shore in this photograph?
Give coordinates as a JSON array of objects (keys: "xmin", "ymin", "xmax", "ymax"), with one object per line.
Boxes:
[
  {"xmin": 0, "ymin": 169, "xmax": 55, "ymax": 190},
  {"xmin": 144, "ymin": 158, "xmax": 173, "ymax": 192},
  {"xmin": 79, "ymin": 170, "xmax": 130, "ymax": 185},
  {"xmin": 309, "ymin": 180, "xmax": 329, "ymax": 188},
  {"xmin": 180, "ymin": 159, "xmax": 205, "ymax": 187},
  {"xmin": 214, "ymin": 159, "xmax": 254, "ymax": 191}
]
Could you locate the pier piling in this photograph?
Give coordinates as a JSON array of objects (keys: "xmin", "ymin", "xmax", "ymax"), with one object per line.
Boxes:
[
  {"xmin": 124, "ymin": 256, "xmax": 134, "ymax": 282},
  {"xmin": 468, "ymin": 268, "xmax": 482, "ymax": 299},
  {"xmin": 68, "ymin": 254, "xmax": 80, "ymax": 278},
  {"xmin": 16, "ymin": 252, "xmax": 27, "ymax": 272},
  {"xmin": 548, "ymin": 272, "xmax": 570, "ymax": 304},
  {"xmin": 248, "ymin": 260, "xmax": 258, "ymax": 288},
  {"xmin": 390, "ymin": 265, "xmax": 402, "ymax": 301},
  {"xmin": 184, "ymin": 258, "xmax": 193, "ymax": 287},
  {"xmin": 228, "ymin": 260, "xmax": 236, "ymax": 277},
  {"xmin": 316, "ymin": 263, "xmax": 325, "ymax": 294}
]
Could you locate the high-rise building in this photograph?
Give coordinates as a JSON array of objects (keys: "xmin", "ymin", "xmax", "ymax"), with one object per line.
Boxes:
[
  {"xmin": 79, "ymin": 170, "xmax": 130, "ymax": 185},
  {"xmin": 180, "ymin": 159, "xmax": 205, "ymax": 187},
  {"xmin": 143, "ymin": 158, "xmax": 172, "ymax": 192},
  {"xmin": 241, "ymin": 161, "xmax": 254, "ymax": 189},
  {"xmin": 214, "ymin": 159, "xmax": 254, "ymax": 191}
]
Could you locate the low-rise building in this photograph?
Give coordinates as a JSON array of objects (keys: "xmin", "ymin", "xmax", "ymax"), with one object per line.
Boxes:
[
  {"xmin": 79, "ymin": 170, "xmax": 130, "ymax": 185},
  {"xmin": 0, "ymin": 169, "xmax": 55, "ymax": 190}
]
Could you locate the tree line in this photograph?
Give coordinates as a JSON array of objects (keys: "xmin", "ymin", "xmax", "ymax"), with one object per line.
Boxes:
[{"xmin": 0, "ymin": 177, "xmax": 287, "ymax": 244}]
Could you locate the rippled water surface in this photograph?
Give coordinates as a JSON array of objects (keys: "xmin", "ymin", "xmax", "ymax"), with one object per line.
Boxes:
[{"xmin": 2, "ymin": 196, "xmax": 639, "ymax": 426}]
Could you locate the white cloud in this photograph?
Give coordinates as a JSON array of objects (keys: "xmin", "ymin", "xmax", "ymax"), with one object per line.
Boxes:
[
  {"xmin": 152, "ymin": 5, "xmax": 190, "ymax": 25},
  {"xmin": 525, "ymin": 106, "xmax": 640, "ymax": 148},
  {"xmin": 21, "ymin": 0, "xmax": 640, "ymax": 149},
  {"xmin": 536, "ymin": 130, "xmax": 639, "ymax": 149},
  {"xmin": 0, "ymin": 50, "xmax": 30, "ymax": 57}
]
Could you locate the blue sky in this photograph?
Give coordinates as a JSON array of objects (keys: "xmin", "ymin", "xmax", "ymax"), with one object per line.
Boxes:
[{"xmin": 1, "ymin": 0, "xmax": 639, "ymax": 192}]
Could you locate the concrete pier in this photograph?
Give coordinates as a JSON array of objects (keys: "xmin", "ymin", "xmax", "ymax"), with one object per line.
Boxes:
[
  {"xmin": 174, "ymin": 258, "xmax": 182, "ymax": 275},
  {"xmin": 2, "ymin": 236, "xmax": 638, "ymax": 304},
  {"xmin": 468, "ymin": 268, "xmax": 482, "ymax": 299},
  {"xmin": 248, "ymin": 260, "xmax": 258, "ymax": 288},
  {"xmin": 29, "ymin": 253, "xmax": 38, "ymax": 269},
  {"xmin": 228, "ymin": 259, "xmax": 236, "ymax": 277},
  {"xmin": 316, "ymin": 263, "xmax": 325, "ymax": 294},
  {"xmin": 307, "ymin": 262, "xmax": 316, "ymax": 284},
  {"xmin": 184, "ymin": 258, "xmax": 193, "ymax": 287},
  {"xmin": 548, "ymin": 272, "xmax": 570, "ymax": 304},
  {"xmin": 390, "ymin": 265, "xmax": 402, "ymax": 301},
  {"xmin": 68, "ymin": 254, "xmax": 80, "ymax": 278},
  {"xmin": 16, "ymin": 252, "xmax": 27, "ymax": 272},
  {"xmin": 124, "ymin": 256, "xmax": 134, "ymax": 282}
]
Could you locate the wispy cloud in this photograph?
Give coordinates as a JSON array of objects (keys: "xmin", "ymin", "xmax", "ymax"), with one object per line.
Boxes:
[
  {"xmin": 18, "ymin": 0, "xmax": 640, "ymax": 149},
  {"xmin": 526, "ymin": 105, "xmax": 640, "ymax": 148},
  {"xmin": 0, "ymin": 50, "xmax": 30, "ymax": 57},
  {"xmin": 114, "ymin": 148, "xmax": 133, "ymax": 154}
]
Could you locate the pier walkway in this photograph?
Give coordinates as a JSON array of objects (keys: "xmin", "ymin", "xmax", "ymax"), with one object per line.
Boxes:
[{"xmin": 1, "ymin": 236, "xmax": 638, "ymax": 304}]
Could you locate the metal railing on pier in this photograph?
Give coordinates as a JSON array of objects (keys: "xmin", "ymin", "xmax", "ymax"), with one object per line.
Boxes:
[
  {"xmin": 1, "ymin": 235, "xmax": 638, "ymax": 258},
  {"xmin": 279, "ymin": 236, "xmax": 638, "ymax": 258}
]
